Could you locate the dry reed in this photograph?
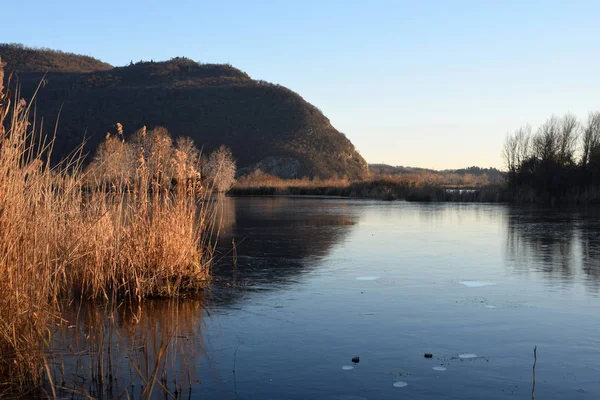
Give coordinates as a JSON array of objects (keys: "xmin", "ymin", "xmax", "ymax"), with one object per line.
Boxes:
[{"xmin": 0, "ymin": 61, "xmax": 216, "ymax": 394}]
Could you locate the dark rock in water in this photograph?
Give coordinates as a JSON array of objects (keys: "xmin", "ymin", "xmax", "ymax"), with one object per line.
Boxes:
[
  {"xmin": 424, "ymin": 353, "xmax": 433, "ymax": 358},
  {"xmin": 352, "ymin": 356, "xmax": 360, "ymax": 363}
]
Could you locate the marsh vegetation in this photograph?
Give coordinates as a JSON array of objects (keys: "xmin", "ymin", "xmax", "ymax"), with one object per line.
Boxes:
[{"xmin": 0, "ymin": 60, "xmax": 230, "ymax": 397}]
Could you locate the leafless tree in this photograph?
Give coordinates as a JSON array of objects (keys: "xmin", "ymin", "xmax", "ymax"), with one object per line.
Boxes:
[
  {"xmin": 175, "ymin": 137, "xmax": 200, "ymax": 162},
  {"xmin": 173, "ymin": 136, "xmax": 202, "ymax": 183},
  {"xmin": 504, "ymin": 125, "xmax": 533, "ymax": 173},
  {"xmin": 515, "ymin": 125, "xmax": 532, "ymax": 166},
  {"xmin": 533, "ymin": 116, "xmax": 560, "ymax": 163},
  {"xmin": 503, "ymin": 132, "xmax": 518, "ymax": 173},
  {"xmin": 557, "ymin": 113, "xmax": 579, "ymax": 166},
  {"xmin": 206, "ymin": 145, "xmax": 236, "ymax": 192},
  {"xmin": 581, "ymin": 111, "xmax": 600, "ymax": 167}
]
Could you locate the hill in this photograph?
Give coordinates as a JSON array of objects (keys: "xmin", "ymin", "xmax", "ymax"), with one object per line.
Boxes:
[{"xmin": 0, "ymin": 44, "xmax": 368, "ymax": 179}]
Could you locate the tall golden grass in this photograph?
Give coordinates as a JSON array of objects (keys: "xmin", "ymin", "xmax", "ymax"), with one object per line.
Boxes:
[{"xmin": 0, "ymin": 63, "xmax": 216, "ymax": 393}]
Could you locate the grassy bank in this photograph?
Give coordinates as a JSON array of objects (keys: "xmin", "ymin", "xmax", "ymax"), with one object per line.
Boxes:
[
  {"xmin": 231, "ymin": 172, "xmax": 506, "ymax": 202},
  {"xmin": 0, "ymin": 64, "xmax": 217, "ymax": 395}
]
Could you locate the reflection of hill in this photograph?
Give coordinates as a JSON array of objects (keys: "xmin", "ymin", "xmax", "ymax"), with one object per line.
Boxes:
[
  {"xmin": 505, "ymin": 207, "xmax": 600, "ymax": 291},
  {"xmin": 211, "ymin": 197, "xmax": 358, "ymax": 304}
]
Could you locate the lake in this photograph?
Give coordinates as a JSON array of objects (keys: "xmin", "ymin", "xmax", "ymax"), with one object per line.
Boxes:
[{"xmin": 54, "ymin": 197, "xmax": 600, "ymax": 399}]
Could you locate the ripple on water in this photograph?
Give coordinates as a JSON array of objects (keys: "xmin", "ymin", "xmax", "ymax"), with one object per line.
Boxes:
[
  {"xmin": 458, "ymin": 281, "xmax": 496, "ymax": 287},
  {"xmin": 341, "ymin": 365, "xmax": 354, "ymax": 370},
  {"xmin": 393, "ymin": 381, "xmax": 408, "ymax": 388},
  {"xmin": 433, "ymin": 366, "xmax": 447, "ymax": 371},
  {"xmin": 459, "ymin": 353, "xmax": 478, "ymax": 359},
  {"xmin": 356, "ymin": 277, "xmax": 379, "ymax": 281}
]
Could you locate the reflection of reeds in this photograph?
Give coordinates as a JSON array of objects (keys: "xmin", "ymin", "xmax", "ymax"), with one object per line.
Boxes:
[
  {"xmin": 0, "ymin": 62, "xmax": 214, "ymax": 394},
  {"xmin": 50, "ymin": 299, "xmax": 206, "ymax": 400}
]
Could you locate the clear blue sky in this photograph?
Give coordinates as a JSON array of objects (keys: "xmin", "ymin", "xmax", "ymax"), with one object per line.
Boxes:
[{"xmin": 4, "ymin": 0, "xmax": 600, "ymax": 169}]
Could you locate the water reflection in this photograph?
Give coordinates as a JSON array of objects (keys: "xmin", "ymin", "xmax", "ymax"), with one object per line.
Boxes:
[
  {"xmin": 52, "ymin": 299, "xmax": 206, "ymax": 399},
  {"xmin": 46, "ymin": 200, "xmax": 600, "ymax": 399},
  {"xmin": 505, "ymin": 207, "xmax": 600, "ymax": 292},
  {"xmin": 211, "ymin": 197, "xmax": 358, "ymax": 302}
]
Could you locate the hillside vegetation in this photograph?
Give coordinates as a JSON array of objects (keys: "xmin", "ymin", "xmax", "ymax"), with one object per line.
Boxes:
[
  {"xmin": 0, "ymin": 43, "xmax": 112, "ymax": 73},
  {"xmin": 0, "ymin": 44, "xmax": 368, "ymax": 179},
  {"xmin": 369, "ymin": 164, "xmax": 504, "ymax": 186}
]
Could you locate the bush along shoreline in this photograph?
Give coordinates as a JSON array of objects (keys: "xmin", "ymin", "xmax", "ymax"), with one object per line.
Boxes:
[{"xmin": 230, "ymin": 172, "xmax": 506, "ymax": 202}]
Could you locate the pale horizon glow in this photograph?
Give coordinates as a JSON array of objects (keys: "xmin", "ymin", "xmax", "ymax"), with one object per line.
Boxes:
[{"xmin": 4, "ymin": 0, "xmax": 600, "ymax": 170}]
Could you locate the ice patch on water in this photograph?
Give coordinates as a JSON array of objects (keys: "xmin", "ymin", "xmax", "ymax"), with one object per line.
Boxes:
[
  {"xmin": 341, "ymin": 365, "xmax": 354, "ymax": 370},
  {"xmin": 393, "ymin": 381, "xmax": 408, "ymax": 388},
  {"xmin": 356, "ymin": 277, "xmax": 379, "ymax": 281},
  {"xmin": 459, "ymin": 353, "xmax": 478, "ymax": 359},
  {"xmin": 459, "ymin": 281, "xmax": 496, "ymax": 287},
  {"xmin": 432, "ymin": 366, "xmax": 447, "ymax": 371}
]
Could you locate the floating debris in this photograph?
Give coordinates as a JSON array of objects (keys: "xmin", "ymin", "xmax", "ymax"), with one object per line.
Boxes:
[
  {"xmin": 393, "ymin": 381, "xmax": 408, "ymax": 388},
  {"xmin": 458, "ymin": 281, "xmax": 496, "ymax": 287},
  {"xmin": 432, "ymin": 366, "xmax": 447, "ymax": 371},
  {"xmin": 342, "ymin": 365, "xmax": 354, "ymax": 370},
  {"xmin": 459, "ymin": 353, "xmax": 478, "ymax": 359},
  {"xmin": 424, "ymin": 353, "xmax": 433, "ymax": 358},
  {"xmin": 352, "ymin": 356, "xmax": 360, "ymax": 363},
  {"xmin": 356, "ymin": 277, "xmax": 379, "ymax": 281}
]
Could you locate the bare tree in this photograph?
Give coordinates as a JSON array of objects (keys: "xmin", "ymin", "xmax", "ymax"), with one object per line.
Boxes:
[
  {"xmin": 503, "ymin": 125, "xmax": 533, "ymax": 173},
  {"xmin": 515, "ymin": 125, "xmax": 532, "ymax": 167},
  {"xmin": 206, "ymin": 145, "xmax": 236, "ymax": 192},
  {"xmin": 557, "ymin": 113, "xmax": 579, "ymax": 166},
  {"xmin": 533, "ymin": 116, "xmax": 560, "ymax": 163},
  {"xmin": 581, "ymin": 111, "xmax": 600, "ymax": 167},
  {"xmin": 175, "ymin": 137, "xmax": 200, "ymax": 162},
  {"xmin": 503, "ymin": 132, "xmax": 518, "ymax": 173},
  {"xmin": 173, "ymin": 136, "xmax": 202, "ymax": 183}
]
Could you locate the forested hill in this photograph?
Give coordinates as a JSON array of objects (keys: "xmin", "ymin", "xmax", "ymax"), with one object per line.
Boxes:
[
  {"xmin": 0, "ymin": 44, "xmax": 368, "ymax": 179},
  {"xmin": 0, "ymin": 43, "xmax": 112, "ymax": 73},
  {"xmin": 369, "ymin": 164, "xmax": 504, "ymax": 183}
]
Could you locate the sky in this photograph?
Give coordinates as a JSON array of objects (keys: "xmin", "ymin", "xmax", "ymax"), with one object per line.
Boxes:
[{"xmin": 3, "ymin": 0, "xmax": 600, "ymax": 170}]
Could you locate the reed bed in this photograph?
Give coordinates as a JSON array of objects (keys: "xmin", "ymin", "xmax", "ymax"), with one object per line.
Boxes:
[
  {"xmin": 0, "ymin": 63, "xmax": 217, "ymax": 395},
  {"xmin": 232, "ymin": 170, "xmax": 503, "ymax": 201}
]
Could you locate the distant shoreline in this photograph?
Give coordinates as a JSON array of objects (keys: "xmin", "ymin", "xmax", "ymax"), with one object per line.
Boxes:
[{"xmin": 229, "ymin": 180, "xmax": 506, "ymax": 203}]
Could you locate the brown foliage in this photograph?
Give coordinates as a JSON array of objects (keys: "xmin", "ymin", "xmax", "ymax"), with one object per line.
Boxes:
[{"xmin": 0, "ymin": 63, "xmax": 216, "ymax": 392}]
